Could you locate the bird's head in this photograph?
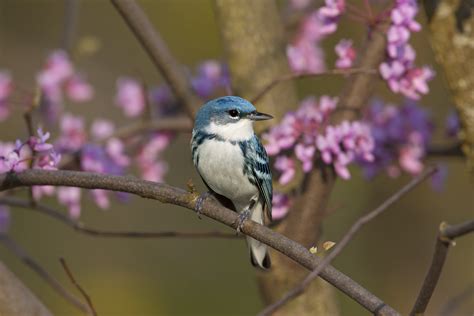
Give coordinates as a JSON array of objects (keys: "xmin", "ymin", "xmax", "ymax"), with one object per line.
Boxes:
[{"xmin": 194, "ymin": 96, "xmax": 273, "ymax": 141}]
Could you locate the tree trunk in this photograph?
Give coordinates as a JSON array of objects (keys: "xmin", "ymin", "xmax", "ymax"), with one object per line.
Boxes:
[
  {"xmin": 213, "ymin": 1, "xmax": 340, "ymax": 315},
  {"xmin": 425, "ymin": 0, "xmax": 474, "ymax": 168}
]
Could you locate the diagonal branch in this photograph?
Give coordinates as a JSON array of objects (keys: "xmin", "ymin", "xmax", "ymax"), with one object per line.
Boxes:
[
  {"xmin": 111, "ymin": 0, "xmax": 201, "ymax": 118},
  {"xmin": 0, "ymin": 234, "xmax": 92, "ymax": 315},
  {"xmin": 0, "ymin": 169, "xmax": 399, "ymax": 315},
  {"xmin": 410, "ymin": 219, "xmax": 474, "ymax": 316},
  {"xmin": 250, "ymin": 68, "xmax": 377, "ymax": 105},
  {"xmin": 258, "ymin": 166, "xmax": 438, "ymax": 316},
  {"xmin": 0, "ymin": 196, "xmax": 239, "ymax": 239}
]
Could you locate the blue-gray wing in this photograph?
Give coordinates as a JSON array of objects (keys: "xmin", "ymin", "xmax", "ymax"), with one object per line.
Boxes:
[{"xmin": 244, "ymin": 135, "xmax": 273, "ymax": 221}]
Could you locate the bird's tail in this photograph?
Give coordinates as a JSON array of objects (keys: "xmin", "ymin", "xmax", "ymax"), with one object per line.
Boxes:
[{"xmin": 246, "ymin": 202, "xmax": 271, "ymax": 270}]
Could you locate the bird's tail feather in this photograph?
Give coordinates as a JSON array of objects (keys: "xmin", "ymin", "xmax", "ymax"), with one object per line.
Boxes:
[{"xmin": 246, "ymin": 202, "xmax": 271, "ymax": 270}]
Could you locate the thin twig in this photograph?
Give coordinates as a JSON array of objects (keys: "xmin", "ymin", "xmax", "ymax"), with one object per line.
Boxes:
[
  {"xmin": 440, "ymin": 284, "xmax": 474, "ymax": 316},
  {"xmin": 60, "ymin": 0, "xmax": 79, "ymax": 53},
  {"xmin": 250, "ymin": 68, "xmax": 377, "ymax": 104},
  {"xmin": 0, "ymin": 197, "xmax": 239, "ymax": 239},
  {"xmin": 60, "ymin": 257, "xmax": 97, "ymax": 316},
  {"xmin": 0, "ymin": 234, "xmax": 91, "ymax": 314},
  {"xmin": 111, "ymin": 0, "xmax": 201, "ymax": 118},
  {"xmin": 426, "ymin": 142, "xmax": 464, "ymax": 157},
  {"xmin": 258, "ymin": 166, "xmax": 438, "ymax": 316},
  {"xmin": 0, "ymin": 169, "xmax": 400, "ymax": 315},
  {"xmin": 410, "ymin": 219, "xmax": 474, "ymax": 316}
]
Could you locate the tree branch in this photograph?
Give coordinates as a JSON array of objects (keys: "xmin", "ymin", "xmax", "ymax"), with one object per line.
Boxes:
[
  {"xmin": 59, "ymin": 257, "xmax": 97, "ymax": 316},
  {"xmin": 0, "ymin": 196, "xmax": 239, "ymax": 239},
  {"xmin": 0, "ymin": 234, "xmax": 92, "ymax": 315},
  {"xmin": 259, "ymin": 166, "xmax": 438, "ymax": 316},
  {"xmin": 0, "ymin": 260, "xmax": 52, "ymax": 316},
  {"xmin": 110, "ymin": 0, "xmax": 201, "ymax": 118},
  {"xmin": 250, "ymin": 68, "xmax": 377, "ymax": 104},
  {"xmin": 0, "ymin": 169, "xmax": 399, "ymax": 315},
  {"xmin": 410, "ymin": 219, "xmax": 474, "ymax": 316}
]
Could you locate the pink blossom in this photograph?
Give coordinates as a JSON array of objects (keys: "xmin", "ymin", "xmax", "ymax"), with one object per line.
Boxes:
[
  {"xmin": 335, "ymin": 39, "xmax": 356, "ymax": 69},
  {"xmin": 287, "ymin": 40, "xmax": 326, "ymax": 74},
  {"xmin": 91, "ymin": 189, "xmax": 110, "ymax": 210},
  {"xmin": 56, "ymin": 113, "xmax": 86, "ymax": 151},
  {"xmin": 274, "ymin": 156, "xmax": 296, "ymax": 185},
  {"xmin": 136, "ymin": 133, "xmax": 172, "ymax": 182},
  {"xmin": 91, "ymin": 119, "xmax": 115, "ymax": 141},
  {"xmin": 106, "ymin": 138, "xmax": 130, "ymax": 167},
  {"xmin": 66, "ymin": 74, "xmax": 94, "ymax": 102},
  {"xmin": 37, "ymin": 51, "xmax": 74, "ymax": 90},
  {"xmin": 295, "ymin": 144, "xmax": 315, "ymax": 172},
  {"xmin": 0, "ymin": 71, "xmax": 12, "ymax": 121},
  {"xmin": 398, "ymin": 132, "xmax": 424, "ymax": 174},
  {"xmin": 115, "ymin": 77, "xmax": 145, "ymax": 117},
  {"xmin": 380, "ymin": 0, "xmax": 433, "ymax": 99},
  {"xmin": 57, "ymin": 187, "xmax": 81, "ymax": 219},
  {"xmin": 31, "ymin": 128, "xmax": 54, "ymax": 152},
  {"xmin": 272, "ymin": 193, "xmax": 291, "ymax": 220},
  {"xmin": 32, "ymin": 185, "xmax": 55, "ymax": 200}
]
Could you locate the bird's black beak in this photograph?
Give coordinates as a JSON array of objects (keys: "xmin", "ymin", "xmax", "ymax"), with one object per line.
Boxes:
[{"xmin": 247, "ymin": 111, "xmax": 273, "ymax": 121}]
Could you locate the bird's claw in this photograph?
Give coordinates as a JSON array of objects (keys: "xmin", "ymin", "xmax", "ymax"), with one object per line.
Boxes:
[
  {"xmin": 195, "ymin": 191, "xmax": 213, "ymax": 219},
  {"xmin": 236, "ymin": 209, "xmax": 251, "ymax": 234}
]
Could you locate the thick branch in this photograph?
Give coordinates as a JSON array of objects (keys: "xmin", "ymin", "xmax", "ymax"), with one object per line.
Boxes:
[
  {"xmin": 259, "ymin": 167, "xmax": 437, "ymax": 316},
  {"xmin": 0, "ymin": 169, "xmax": 398, "ymax": 315},
  {"xmin": 410, "ymin": 219, "xmax": 474, "ymax": 316},
  {"xmin": 0, "ymin": 196, "xmax": 238, "ymax": 239},
  {"xmin": 111, "ymin": 0, "xmax": 201, "ymax": 118}
]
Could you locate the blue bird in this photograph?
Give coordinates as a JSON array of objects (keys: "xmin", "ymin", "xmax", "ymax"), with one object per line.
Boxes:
[{"xmin": 191, "ymin": 96, "xmax": 273, "ymax": 269}]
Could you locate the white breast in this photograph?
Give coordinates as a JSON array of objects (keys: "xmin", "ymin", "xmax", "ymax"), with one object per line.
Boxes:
[{"xmin": 195, "ymin": 139, "xmax": 258, "ymax": 209}]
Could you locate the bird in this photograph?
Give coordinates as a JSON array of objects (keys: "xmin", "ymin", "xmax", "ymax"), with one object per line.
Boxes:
[{"xmin": 191, "ymin": 96, "xmax": 273, "ymax": 269}]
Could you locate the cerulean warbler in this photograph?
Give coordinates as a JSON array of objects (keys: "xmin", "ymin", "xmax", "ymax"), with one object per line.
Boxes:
[{"xmin": 191, "ymin": 96, "xmax": 273, "ymax": 269}]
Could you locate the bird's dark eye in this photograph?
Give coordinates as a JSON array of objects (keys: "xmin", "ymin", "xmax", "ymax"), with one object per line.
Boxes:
[{"xmin": 228, "ymin": 109, "xmax": 239, "ymax": 118}]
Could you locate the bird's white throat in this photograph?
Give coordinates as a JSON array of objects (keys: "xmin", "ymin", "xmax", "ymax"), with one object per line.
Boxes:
[{"xmin": 206, "ymin": 119, "xmax": 254, "ymax": 141}]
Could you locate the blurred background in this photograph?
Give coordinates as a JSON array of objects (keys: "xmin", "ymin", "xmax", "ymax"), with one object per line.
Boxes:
[{"xmin": 0, "ymin": 0, "xmax": 472, "ymax": 315}]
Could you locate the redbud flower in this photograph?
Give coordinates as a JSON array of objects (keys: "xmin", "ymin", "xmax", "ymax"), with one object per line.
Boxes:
[
  {"xmin": 136, "ymin": 133, "xmax": 172, "ymax": 182},
  {"xmin": 335, "ymin": 39, "xmax": 356, "ymax": 69},
  {"xmin": 0, "ymin": 71, "xmax": 12, "ymax": 121},
  {"xmin": 115, "ymin": 77, "xmax": 145, "ymax": 117},
  {"xmin": 66, "ymin": 74, "xmax": 94, "ymax": 102},
  {"xmin": 380, "ymin": 0, "xmax": 434, "ymax": 99},
  {"xmin": 275, "ymin": 156, "xmax": 296, "ymax": 185},
  {"xmin": 57, "ymin": 187, "xmax": 81, "ymax": 219},
  {"xmin": 91, "ymin": 119, "xmax": 115, "ymax": 141},
  {"xmin": 272, "ymin": 193, "xmax": 292, "ymax": 220},
  {"xmin": 56, "ymin": 113, "xmax": 87, "ymax": 152}
]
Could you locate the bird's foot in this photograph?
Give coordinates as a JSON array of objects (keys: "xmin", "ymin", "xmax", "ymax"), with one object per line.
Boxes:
[
  {"xmin": 236, "ymin": 209, "xmax": 251, "ymax": 234},
  {"xmin": 195, "ymin": 191, "xmax": 214, "ymax": 219}
]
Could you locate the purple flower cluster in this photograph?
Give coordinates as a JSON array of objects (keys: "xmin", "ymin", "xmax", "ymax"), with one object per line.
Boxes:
[
  {"xmin": 115, "ymin": 61, "xmax": 229, "ymax": 118},
  {"xmin": 0, "ymin": 71, "xmax": 12, "ymax": 121},
  {"xmin": 191, "ymin": 60, "xmax": 230, "ymax": 99},
  {"xmin": 37, "ymin": 50, "xmax": 94, "ymax": 122},
  {"xmin": 0, "ymin": 128, "xmax": 60, "ymax": 173},
  {"xmin": 360, "ymin": 99, "xmax": 433, "ymax": 178},
  {"xmin": 335, "ymin": 39, "xmax": 356, "ymax": 69},
  {"xmin": 264, "ymin": 95, "xmax": 374, "ymax": 219},
  {"xmin": 379, "ymin": 0, "xmax": 434, "ymax": 99},
  {"xmin": 287, "ymin": 0, "xmax": 345, "ymax": 73}
]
